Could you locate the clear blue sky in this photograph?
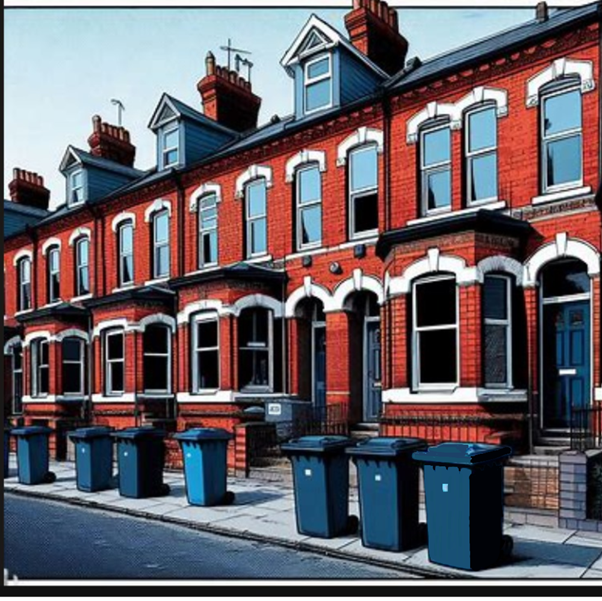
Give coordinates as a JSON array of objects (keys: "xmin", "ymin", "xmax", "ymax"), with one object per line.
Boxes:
[{"xmin": 4, "ymin": 6, "xmax": 533, "ymax": 208}]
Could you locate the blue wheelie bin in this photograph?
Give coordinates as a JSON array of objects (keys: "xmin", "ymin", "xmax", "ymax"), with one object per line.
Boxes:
[
  {"xmin": 68, "ymin": 427, "xmax": 114, "ymax": 492},
  {"xmin": 11, "ymin": 426, "xmax": 56, "ymax": 485},
  {"xmin": 413, "ymin": 442, "xmax": 514, "ymax": 571},
  {"xmin": 112, "ymin": 427, "xmax": 170, "ymax": 499},
  {"xmin": 347, "ymin": 437, "xmax": 427, "ymax": 551},
  {"xmin": 4, "ymin": 427, "xmax": 11, "ymax": 479},
  {"xmin": 174, "ymin": 428, "xmax": 235, "ymax": 507},
  {"xmin": 281, "ymin": 435, "xmax": 357, "ymax": 539}
]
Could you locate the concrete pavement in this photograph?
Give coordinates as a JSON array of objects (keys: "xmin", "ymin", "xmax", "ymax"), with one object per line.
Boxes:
[{"xmin": 4, "ymin": 456, "xmax": 602, "ymax": 579}]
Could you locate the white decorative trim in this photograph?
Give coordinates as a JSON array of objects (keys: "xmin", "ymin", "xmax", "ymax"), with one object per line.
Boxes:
[
  {"xmin": 330, "ymin": 270, "xmax": 384, "ymax": 311},
  {"xmin": 177, "ymin": 390, "xmax": 235, "ymax": 404},
  {"xmin": 526, "ymin": 58, "xmax": 595, "ymax": 107},
  {"xmin": 138, "ymin": 313, "xmax": 176, "ymax": 333},
  {"xmin": 523, "ymin": 235, "xmax": 600, "ymax": 287},
  {"xmin": 68, "ymin": 227, "xmax": 91, "ymax": 246},
  {"xmin": 178, "ymin": 299, "xmax": 233, "ymax": 325},
  {"xmin": 13, "ymin": 249, "xmax": 33, "ymax": 266},
  {"xmin": 406, "ymin": 102, "xmax": 455, "ymax": 144},
  {"xmin": 23, "ymin": 395, "xmax": 57, "ymax": 404},
  {"xmin": 41, "ymin": 238, "xmax": 62, "ymax": 256},
  {"xmin": 4, "ymin": 336, "xmax": 22, "ymax": 354},
  {"xmin": 406, "ymin": 201, "xmax": 506, "ymax": 226},
  {"xmin": 477, "ymin": 256, "xmax": 524, "ymax": 286},
  {"xmin": 189, "ymin": 183, "xmax": 222, "ymax": 212},
  {"xmin": 23, "ymin": 330, "xmax": 53, "ymax": 348},
  {"xmin": 92, "ymin": 393, "xmax": 136, "ymax": 404},
  {"xmin": 336, "ymin": 127, "xmax": 384, "ymax": 166},
  {"xmin": 54, "ymin": 329, "xmax": 90, "ymax": 343},
  {"xmin": 235, "ymin": 165, "xmax": 273, "ymax": 199},
  {"xmin": 595, "ymin": 388, "xmax": 602, "ymax": 402},
  {"xmin": 144, "ymin": 199, "xmax": 172, "ymax": 222},
  {"xmin": 231, "ymin": 294, "xmax": 283, "ymax": 318},
  {"xmin": 531, "ymin": 186, "xmax": 592, "ymax": 205},
  {"xmin": 285, "ymin": 277, "xmax": 335, "ymax": 318},
  {"xmin": 144, "ymin": 277, "xmax": 170, "ymax": 286},
  {"xmin": 71, "ymin": 294, "xmax": 93, "ymax": 304},
  {"xmin": 285, "ymin": 150, "xmax": 327, "ymax": 183},
  {"xmin": 111, "ymin": 212, "xmax": 137, "ymax": 232},
  {"xmin": 383, "ymin": 387, "xmax": 528, "ymax": 404},
  {"xmin": 92, "ymin": 318, "xmax": 140, "ymax": 338}
]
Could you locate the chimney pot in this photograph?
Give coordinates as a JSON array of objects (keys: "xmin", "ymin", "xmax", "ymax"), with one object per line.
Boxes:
[
  {"xmin": 9, "ymin": 168, "xmax": 50, "ymax": 210},
  {"xmin": 536, "ymin": 1, "xmax": 549, "ymax": 22},
  {"xmin": 87, "ymin": 114, "xmax": 136, "ymax": 167}
]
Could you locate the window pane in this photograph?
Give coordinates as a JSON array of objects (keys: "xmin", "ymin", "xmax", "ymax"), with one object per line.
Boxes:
[
  {"xmin": 197, "ymin": 350, "xmax": 219, "ymax": 389},
  {"xmin": 121, "ymin": 225, "xmax": 133, "ymax": 254},
  {"xmin": 426, "ymin": 169, "xmax": 451, "ymax": 211},
  {"xmin": 197, "ymin": 320, "xmax": 218, "ymax": 349},
  {"xmin": 423, "ymin": 128, "xmax": 450, "ymax": 166},
  {"xmin": 351, "ymin": 147, "xmax": 378, "ymax": 192},
  {"xmin": 416, "ymin": 279, "xmax": 456, "ymax": 327},
  {"xmin": 239, "ymin": 309, "xmax": 269, "ymax": 347},
  {"xmin": 164, "ymin": 149, "xmax": 178, "ymax": 166},
  {"xmin": 298, "ymin": 166, "xmax": 321, "ymax": 204},
  {"xmin": 418, "ymin": 330, "xmax": 457, "ymax": 384},
  {"xmin": 307, "ymin": 57, "xmax": 329, "ymax": 79},
  {"xmin": 144, "ymin": 326, "xmax": 169, "ymax": 354},
  {"xmin": 144, "ymin": 356, "xmax": 169, "ymax": 391},
  {"xmin": 203, "ymin": 231, "xmax": 218, "ymax": 264},
  {"xmin": 62, "ymin": 339, "xmax": 82, "ymax": 362},
  {"xmin": 49, "ymin": 249, "xmax": 60, "ymax": 271},
  {"xmin": 63, "ymin": 363, "xmax": 82, "ymax": 395},
  {"xmin": 250, "ymin": 218, "xmax": 267, "ymax": 255},
  {"xmin": 41, "ymin": 341, "xmax": 49, "ymax": 364},
  {"xmin": 484, "ymin": 277, "xmax": 508, "ymax": 320},
  {"xmin": 21, "ymin": 260, "xmax": 31, "ymax": 281},
  {"xmin": 78, "ymin": 266, "xmax": 90, "ymax": 295},
  {"xmin": 72, "ymin": 172, "xmax": 82, "ymax": 188},
  {"xmin": 13, "ymin": 348, "xmax": 22, "ymax": 370},
  {"xmin": 110, "ymin": 363, "xmax": 124, "ymax": 392},
  {"xmin": 107, "ymin": 333, "xmax": 124, "ymax": 360},
  {"xmin": 78, "ymin": 240, "xmax": 89, "ymax": 265},
  {"xmin": 239, "ymin": 349, "xmax": 270, "ymax": 388},
  {"xmin": 121, "ymin": 256, "xmax": 133, "ymax": 284},
  {"xmin": 156, "ymin": 245, "xmax": 170, "ymax": 277},
  {"xmin": 468, "ymin": 107, "xmax": 497, "ymax": 152},
  {"xmin": 470, "ymin": 153, "xmax": 497, "ymax": 201},
  {"xmin": 40, "ymin": 367, "xmax": 50, "ymax": 395},
  {"xmin": 546, "ymin": 135, "xmax": 581, "ymax": 188},
  {"xmin": 200, "ymin": 207, "xmax": 217, "ymax": 230},
  {"xmin": 247, "ymin": 181, "xmax": 266, "ymax": 217},
  {"xmin": 544, "ymin": 89, "xmax": 581, "ymax": 136},
  {"xmin": 164, "ymin": 129, "xmax": 178, "ymax": 148},
  {"xmin": 50, "ymin": 274, "xmax": 60, "ymax": 302},
  {"xmin": 306, "ymin": 79, "xmax": 331, "ymax": 112},
  {"xmin": 542, "ymin": 259, "xmax": 590, "ymax": 298},
  {"xmin": 155, "ymin": 213, "xmax": 169, "ymax": 243},
  {"xmin": 353, "ymin": 193, "xmax": 378, "ymax": 234},
  {"xmin": 300, "ymin": 205, "xmax": 322, "ymax": 245},
  {"xmin": 484, "ymin": 324, "xmax": 508, "ymax": 386}
]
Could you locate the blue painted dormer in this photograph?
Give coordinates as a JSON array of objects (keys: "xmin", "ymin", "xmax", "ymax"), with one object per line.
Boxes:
[
  {"xmin": 148, "ymin": 93, "xmax": 236, "ymax": 171},
  {"xmin": 281, "ymin": 15, "xmax": 388, "ymax": 120}
]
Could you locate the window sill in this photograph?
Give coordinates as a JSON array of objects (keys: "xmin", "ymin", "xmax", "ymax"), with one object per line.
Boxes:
[
  {"xmin": 14, "ymin": 309, "xmax": 34, "ymax": 317},
  {"xmin": 245, "ymin": 254, "xmax": 273, "ymax": 265},
  {"xmin": 340, "ymin": 236, "xmax": 379, "ymax": 249},
  {"xmin": 531, "ymin": 186, "xmax": 592, "ymax": 205},
  {"xmin": 42, "ymin": 300, "xmax": 63, "ymax": 309},
  {"xmin": 71, "ymin": 294, "xmax": 92, "ymax": 303},
  {"xmin": 406, "ymin": 201, "xmax": 506, "ymax": 226},
  {"xmin": 185, "ymin": 264, "xmax": 221, "ymax": 277},
  {"xmin": 138, "ymin": 393, "xmax": 174, "ymax": 400},
  {"xmin": 112, "ymin": 284, "xmax": 137, "ymax": 294},
  {"xmin": 144, "ymin": 277, "xmax": 170, "ymax": 286},
  {"xmin": 56, "ymin": 396, "xmax": 86, "ymax": 403}
]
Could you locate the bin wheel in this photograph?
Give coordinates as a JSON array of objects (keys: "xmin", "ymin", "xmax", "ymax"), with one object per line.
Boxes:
[
  {"xmin": 500, "ymin": 534, "xmax": 513, "ymax": 559},
  {"xmin": 346, "ymin": 515, "xmax": 359, "ymax": 536},
  {"xmin": 160, "ymin": 483, "xmax": 171, "ymax": 496},
  {"xmin": 222, "ymin": 491, "xmax": 236, "ymax": 506},
  {"xmin": 44, "ymin": 471, "xmax": 56, "ymax": 484},
  {"xmin": 418, "ymin": 522, "xmax": 428, "ymax": 545}
]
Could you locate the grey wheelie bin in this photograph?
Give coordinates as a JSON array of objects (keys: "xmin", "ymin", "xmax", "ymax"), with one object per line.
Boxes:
[
  {"xmin": 174, "ymin": 428, "xmax": 235, "ymax": 507},
  {"xmin": 12, "ymin": 426, "xmax": 56, "ymax": 485},
  {"xmin": 281, "ymin": 435, "xmax": 358, "ymax": 539},
  {"xmin": 413, "ymin": 442, "xmax": 513, "ymax": 571},
  {"xmin": 347, "ymin": 437, "xmax": 427, "ymax": 551},
  {"xmin": 112, "ymin": 427, "xmax": 170, "ymax": 499},
  {"xmin": 68, "ymin": 427, "xmax": 114, "ymax": 492}
]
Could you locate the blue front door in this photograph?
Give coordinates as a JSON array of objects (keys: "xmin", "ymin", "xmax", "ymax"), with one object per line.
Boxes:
[
  {"xmin": 543, "ymin": 301, "xmax": 590, "ymax": 430},
  {"xmin": 364, "ymin": 320, "xmax": 382, "ymax": 422},
  {"xmin": 313, "ymin": 324, "xmax": 326, "ymax": 409}
]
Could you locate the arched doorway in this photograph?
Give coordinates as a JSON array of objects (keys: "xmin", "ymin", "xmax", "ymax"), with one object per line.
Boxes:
[{"xmin": 540, "ymin": 258, "xmax": 591, "ymax": 431}]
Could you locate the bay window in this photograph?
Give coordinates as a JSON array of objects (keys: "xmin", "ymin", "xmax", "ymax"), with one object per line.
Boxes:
[
  {"xmin": 62, "ymin": 337, "xmax": 86, "ymax": 396},
  {"xmin": 31, "ymin": 338, "xmax": 50, "ymax": 397},
  {"xmin": 192, "ymin": 313, "xmax": 220, "ymax": 392},
  {"xmin": 143, "ymin": 324, "xmax": 171, "ymax": 394},
  {"xmin": 483, "ymin": 275, "xmax": 512, "ymax": 388},
  {"xmin": 105, "ymin": 330, "xmax": 125, "ymax": 396},
  {"xmin": 238, "ymin": 308, "xmax": 272, "ymax": 392}
]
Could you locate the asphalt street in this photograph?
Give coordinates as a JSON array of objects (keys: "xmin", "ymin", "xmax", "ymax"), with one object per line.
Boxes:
[{"xmin": 4, "ymin": 493, "xmax": 414, "ymax": 580}]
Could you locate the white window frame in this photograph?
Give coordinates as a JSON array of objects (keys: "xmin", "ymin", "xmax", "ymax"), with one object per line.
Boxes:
[
  {"xmin": 62, "ymin": 337, "xmax": 86, "ymax": 396},
  {"xmin": 304, "ymin": 53, "xmax": 333, "ymax": 115},
  {"xmin": 465, "ymin": 104, "xmax": 498, "ymax": 206},
  {"xmin": 198, "ymin": 193, "xmax": 219, "ymax": 269},
  {"xmin": 239, "ymin": 308, "xmax": 274, "ymax": 393},
  {"xmin": 105, "ymin": 329, "xmax": 125, "ymax": 397},
  {"xmin": 152, "ymin": 209, "xmax": 170, "ymax": 279},
  {"xmin": 483, "ymin": 274, "xmax": 513, "ymax": 389},
  {"xmin": 31, "ymin": 338, "xmax": 50, "ymax": 398},
  {"xmin": 12, "ymin": 344, "xmax": 24, "ymax": 414},
  {"xmin": 244, "ymin": 179, "xmax": 268, "ymax": 259},
  {"xmin": 143, "ymin": 324, "xmax": 172, "ymax": 395},
  {"xmin": 412, "ymin": 275, "xmax": 459, "ymax": 391},
  {"xmin": 75, "ymin": 237, "xmax": 90, "ymax": 297},
  {"xmin": 18, "ymin": 258, "xmax": 32, "ymax": 312},
  {"xmin": 296, "ymin": 163, "xmax": 323, "ymax": 251},
  {"xmin": 70, "ymin": 169, "xmax": 85, "ymax": 205},
  {"xmin": 162, "ymin": 126, "xmax": 180, "ymax": 169},
  {"xmin": 420, "ymin": 122, "xmax": 452, "ymax": 217},
  {"xmin": 118, "ymin": 221, "xmax": 134, "ymax": 287},
  {"xmin": 191, "ymin": 312, "xmax": 220, "ymax": 393},
  {"xmin": 348, "ymin": 144, "xmax": 379, "ymax": 240},
  {"xmin": 47, "ymin": 246, "xmax": 61, "ymax": 304},
  {"xmin": 540, "ymin": 81, "xmax": 583, "ymax": 194}
]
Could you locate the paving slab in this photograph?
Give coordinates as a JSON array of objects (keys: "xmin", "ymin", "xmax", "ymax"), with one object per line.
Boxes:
[
  {"xmin": 565, "ymin": 535, "xmax": 602, "ymax": 549},
  {"xmin": 588, "ymin": 553, "xmax": 602, "ymax": 572},
  {"xmin": 582, "ymin": 568, "xmax": 602, "ymax": 579},
  {"xmin": 505, "ymin": 524, "xmax": 574, "ymax": 544},
  {"xmin": 513, "ymin": 539, "xmax": 602, "ymax": 568},
  {"xmin": 104, "ymin": 497, "xmax": 168, "ymax": 512},
  {"xmin": 341, "ymin": 539, "xmax": 412, "ymax": 563}
]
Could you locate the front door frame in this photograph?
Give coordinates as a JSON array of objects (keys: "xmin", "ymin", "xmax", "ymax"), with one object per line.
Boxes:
[
  {"xmin": 363, "ymin": 315, "xmax": 382, "ymax": 422},
  {"xmin": 311, "ymin": 318, "xmax": 326, "ymax": 409}
]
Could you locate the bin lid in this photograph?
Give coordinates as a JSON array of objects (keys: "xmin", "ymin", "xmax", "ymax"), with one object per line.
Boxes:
[
  {"xmin": 281, "ymin": 435, "xmax": 352, "ymax": 455},
  {"xmin": 111, "ymin": 427, "xmax": 166, "ymax": 440},
  {"xmin": 174, "ymin": 428, "xmax": 232, "ymax": 442},
  {"xmin": 68, "ymin": 427, "xmax": 113, "ymax": 441},
  {"xmin": 412, "ymin": 442, "xmax": 512, "ymax": 466},
  {"xmin": 11, "ymin": 426, "xmax": 53, "ymax": 437},
  {"xmin": 346, "ymin": 437, "xmax": 427, "ymax": 458}
]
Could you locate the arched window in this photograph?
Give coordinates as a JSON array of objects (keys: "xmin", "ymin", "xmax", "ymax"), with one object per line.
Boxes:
[
  {"xmin": 198, "ymin": 193, "xmax": 218, "ymax": 268},
  {"xmin": 238, "ymin": 308, "xmax": 272, "ymax": 392},
  {"xmin": 483, "ymin": 274, "xmax": 512, "ymax": 388},
  {"xmin": 143, "ymin": 324, "xmax": 171, "ymax": 394},
  {"xmin": 349, "ymin": 144, "xmax": 378, "ymax": 239},
  {"xmin": 465, "ymin": 104, "xmax": 498, "ymax": 205},
  {"xmin": 244, "ymin": 178, "xmax": 268, "ymax": 258},
  {"xmin": 191, "ymin": 312, "xmax": 220, "ymax": 392},
  {"xmin": 31, "ymin": 338, "xmax": 50, "ymax": 398},
  {"xmin": 420, "ymin": 120, "xmax": 451, "ymax": 216},
  {"xmin": 17, "ymin": 257, "xmax": 32, "ymax": 312},
  {"xmin": 75, "ymin": 237, "xmax": 90, "ymax": 297},
  {"xmin": 152, "ymin": 209, "xmax": 170, "ymax": 279},
  {"xmin": 295, "ymin": 163, "xmax": 322, "ymax": 250},
  {"xmin": 47, "ymin": 245, "xmax": 61, "ymax": 303},
  {"xmin": 62, "ymin": 337, "xmax": 86, "ymax": 396},
  {"xmin": 118, "ymin": 220, "xmax": 134, "ymax": 287}
]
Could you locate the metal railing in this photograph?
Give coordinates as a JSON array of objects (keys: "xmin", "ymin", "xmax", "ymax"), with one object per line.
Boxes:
[{"xmin": 570, "ymin": 405, "xmax": 602, "ymax": 451}]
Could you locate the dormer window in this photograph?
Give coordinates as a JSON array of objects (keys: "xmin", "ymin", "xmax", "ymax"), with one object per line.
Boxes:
[
  {"xmin": 70, "ymin": 170, "xmax": 85, "ymax": 205},
  {"xmin": 162, "ymin": 126, "xmax": 180, "ymax": 169},
  {"xmin": 304, "ymin": 54, "xmax": 332, "ymax": 114}
]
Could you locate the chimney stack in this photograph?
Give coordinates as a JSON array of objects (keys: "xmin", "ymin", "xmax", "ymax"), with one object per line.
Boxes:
[
  {"xmin": 87, "ymin": 115, "xmax": 136, "ymax": 167},
  {"xmin": 536, "ymin": 1, "xmax": 549, "ymax": 22},
  {"xmin": 345, "ymin": 0, "xmax": 408, "ymax": 76},
  {"xmin": 9, "ymin": 168, "xmax": 51, "ymax": 211},
  {"xmin": 198, "ymin": 51, "xmax": 262, "ymax": 133}
]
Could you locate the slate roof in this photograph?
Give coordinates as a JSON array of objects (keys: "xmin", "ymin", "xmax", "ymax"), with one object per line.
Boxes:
[
  {"xmin": 4, "ymin": 200, "xmax": 50, "ymax": 238},
  {"xmin": 63, "ymin": 146, "xmax": 144, "ymax": 179}
]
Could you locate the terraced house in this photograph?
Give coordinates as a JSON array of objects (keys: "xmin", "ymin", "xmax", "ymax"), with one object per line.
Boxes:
[{"xmin": 4, "ymin": 0, "xmax": 601, "ymax": 476}]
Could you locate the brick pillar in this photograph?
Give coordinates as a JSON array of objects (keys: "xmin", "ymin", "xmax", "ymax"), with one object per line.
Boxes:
[
  {"xmin": 325, "ymin": 311, "xmax": 351, "ymax": 412},
  {"xmin": 558, "ymin": 451, "xmax": 588, "ymax": 529},
  {"xmin": 524, "ymin": 286, "xmax": 539, "ymax": 441},
  {"xmin": 288, "ymin": 318, "xmax": 301, "ymax": 397},
  {"xmin": 92, "ymin": 334, "xmax": 102, "ymax": 397},
  {"xmin": 233, "ymin": 423, "xmax": 250, "ymax": 478},
  {"xmin": 592, "ymin": 276, "xmax": 601, "ymax": 393},
  {"xmin": 459, "ymin": 284, "xmax": 482, "ymax": 388},
  {"xmin": 177, "ymin": 324, "xmax": 189, "ymax": 395},
  {"xmin": 219, "ymin": 316, "xmax": 232, "ymax": 391},
  {"xmin": 131, "ymin": 330, "xmax": 142, "ymax": 394},
  {"xmin": 231, "ymin": 315, "xmax": 239, "ymax": 392},
  {"xmin": 48, "ymin": 340, "xmax": 58, "ymax": 397},
  {"xmin": 388, "ymin": 294, "xmax": 408, "ymax": 390}
]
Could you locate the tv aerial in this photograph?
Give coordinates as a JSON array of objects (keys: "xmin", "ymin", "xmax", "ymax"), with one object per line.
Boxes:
[{"xmin": 220, "ymin": 38, "xmax": 252, "ymax": 73}]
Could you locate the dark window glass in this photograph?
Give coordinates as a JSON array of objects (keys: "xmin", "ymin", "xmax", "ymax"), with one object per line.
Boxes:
[
  {"xmin": 484, "ymin": 277, "xmax": 508, "ymax": 320},
  {"xmin": 110, "ymin": 363, "xmax": 124, "ymax": 393},
  {"xmin": 546, "ymin": 136, "xmax": 582, "ymax": 188},
  {"xmin": 415, "ymin": 278, "xmax": 456, "ymax": 327},
  {"xmin": 108, "ymin": 333, "xmax": 124, "ymax": 359},
  {"xmin": 353, "ymin": 192, "xmax": 379, "ymax": 234},
  {"xmin": 144, "ymin": 325, "xmax": 169, "ymax": 354},
  {"xmin": 143, "ymin": 325, "xmax": 170, "ymax": 392},
  {"xmin": 62, "ymin": 337, "xmax": 85, "ymax": 396},
  {"xmin": 238, "ymin": 309, "xmax": 271, "ymax": 390},
  {"xmin": 484, "ymin": 324, "xmax": 508, "ymax": 386},
  {"xmin": 418, "ymin": 330, "xmax": 457, "ymax": 384},
  {"xmin": 542, "ymin": 259, "xmax": 590, "ymax": 298},
  {"xmin": 197, "ymin": 320, "xmax": 218, "ymax": 348},
  {"xmin": 197, "ymin": 350, "xmax": 219, "ymax": 390}
]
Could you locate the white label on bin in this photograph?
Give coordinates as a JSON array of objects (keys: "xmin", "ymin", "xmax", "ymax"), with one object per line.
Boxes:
[
  {"xmin": 304, "ymin": 468, "xmax": 312, "ymax": 477},
  {"xmin": 375, "ymin": 474, "xmax": 382, "ymax": 482},
  {"xmin": 268, "ymin": 403, "xmax": 282, "ymax": 416},
  {"xmin": 81, "ymin": 448, "xmax": 86, "ymax": 454},
  {"xmin": 187, "ymin": 453, "xmax": 192, "ymax": 459},
  {"xmin": 442, "ymin": 483, "xmax": 449, "ymax": 492},
  {"xmin": 123, "ymin": 451, "xmax": 128, "ymax": 458}
]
